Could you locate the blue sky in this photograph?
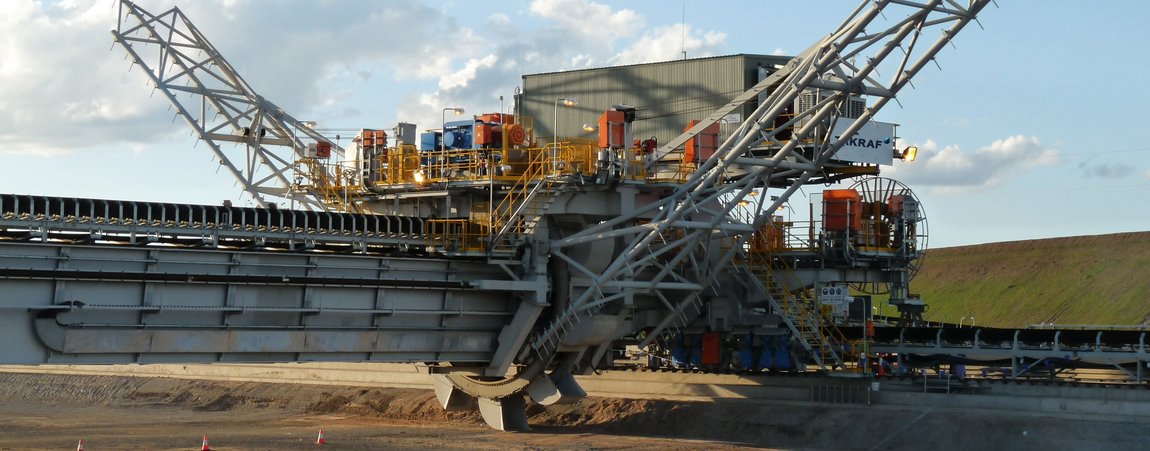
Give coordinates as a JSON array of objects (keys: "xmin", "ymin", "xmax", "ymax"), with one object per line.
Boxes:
[{"xmin": 1, "ymin": 0, "xmax": 1148, "ymax": 248}]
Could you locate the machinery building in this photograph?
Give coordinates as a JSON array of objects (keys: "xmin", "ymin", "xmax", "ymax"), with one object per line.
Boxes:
[{"xmin": 520, "ymin": 54, "xmax": 792, "ymax": 146}]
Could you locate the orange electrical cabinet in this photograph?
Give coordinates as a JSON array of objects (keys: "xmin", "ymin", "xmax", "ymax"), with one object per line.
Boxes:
[
  {"xmin": 750, "ymin": 220, "xmax": 785, "ymax": 253},
  {"xmin": 479, "ymin": 113, "xmax": 514, "ymax": 125},
  {"xmin": 701, "ymin": 331, "xmax": 722, "ymax": 366},
  {"xmin": 598, "ymin": 110, "xmax": 626, "ymax": 149},
  {"xmin": 764, "ymin": 220, "xmax": 784, "ymax": 251},
  {"xmin": 475, "ymin": 123, "xmax": 495, "ymax": 146},
  {"xmin": 315, "ymin": 141, "xmax": 332, "ymax": 158},
  {"xmin": 361, "ymin": 130, "xmax": 387, "ymax": 148},
  {"xmin": 823, "ymin": 189, "xmax": 861, "ymax": 231},
  {"xmin": 684, "ymin": 120, "xmax": 720, "ymax": 163},
  {"xmin": 887, "ymin": 194, "xmax": 905, "ymax": 215}
]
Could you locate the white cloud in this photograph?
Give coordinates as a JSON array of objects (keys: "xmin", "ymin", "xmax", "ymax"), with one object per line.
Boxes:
[
  {"xmin": 884, "ymin": 135, "xmax": 1058, "ymax": 189},
  {"xmin": 400, "ymin": 1, "xmax": 728, "ymax": 128},
  {"xmin": 0, "ymin": 0, "xmax": 176, "ymax": 154},
  {"xmin": 2, "ymin": 0, "xmax": 732, "ymax": 162},
  {"xmin": 0, "ymin": 1, "xmax": 36, "ymax": 25},
  {"xmin": 439, "ymin": 54, "xmax": 498, "ymax": 90},
  {"xmin": 0, "ymin": 0, "xmax": 479, "ymax": 155},
  {"xmin": 613, "ymin": 24, "xmax": 727, "ymax": 65},
  {"xmin": 530, "ymin": 0, "xmax": 642, "ymax": 39},
  {"xmin": 172, "ymin": 1, "xmax": 482, "ymax": 107}
]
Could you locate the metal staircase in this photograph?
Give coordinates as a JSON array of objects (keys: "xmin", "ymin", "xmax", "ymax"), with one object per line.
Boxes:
[
  {"xmin": 295, "ymin": 159, "xmax": 364, "ymax": 214},
  {"xmin": 489, "ymin": 148, "xmax": 560, "ymax": 256},
  {"xmin": 745, "ymin": 249, "xmax": 850, "ymax": 371},
  {"xmin": 527, "ymin": 296, "xmax": 598, "ymax": 362}
]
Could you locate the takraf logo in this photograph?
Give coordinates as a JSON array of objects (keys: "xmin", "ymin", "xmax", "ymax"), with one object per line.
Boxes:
[
  {"xmin": 842, "ymin": 136, "xmax": 892, "ymax": 149},
  {"xmin": 829, "ymin": 120, "xmax": 897, "ymax": 165}
]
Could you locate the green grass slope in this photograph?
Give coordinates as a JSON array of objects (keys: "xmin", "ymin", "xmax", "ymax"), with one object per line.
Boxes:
[{"xmin": 912, "ymin": 232, "xmax": 1150, "ymax": 328}]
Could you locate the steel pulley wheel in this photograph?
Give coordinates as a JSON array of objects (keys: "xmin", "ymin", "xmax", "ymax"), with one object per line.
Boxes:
[{"xmin": 847, "ymin": 176, "xmax": 929, "ymax": 295}]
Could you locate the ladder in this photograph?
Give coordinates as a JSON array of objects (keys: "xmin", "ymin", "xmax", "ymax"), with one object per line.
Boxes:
[
  {"xmin": 745, "ymin": 250, "xmax": 849, "ymax": 371},
  {"xmin": 296, "ymin": 159, "xmax": 364, "ymax": 214},
  {"xmin": 527, "ymin": 296, "xmax": 598, "ymax": 363},
  {"xmin": 488, "ymin": 148, "xmax": 560, "ymax": 255}
]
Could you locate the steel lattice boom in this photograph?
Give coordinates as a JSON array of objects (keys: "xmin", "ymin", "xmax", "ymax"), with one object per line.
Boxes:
[
  {"xmin": 542, "ymin": 0, "xmax": 991, "ymax": 366},
  {"xmin": 113, "ymin": 0, "xmax": 345, "ymax": 211}
]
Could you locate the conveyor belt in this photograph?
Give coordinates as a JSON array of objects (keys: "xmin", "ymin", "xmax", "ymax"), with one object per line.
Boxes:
[
  {"xmin": 848, "ymin": 325, "xmax": 1149, "ymax": 350},
  {"xmin": 0, "ymin": 193, "xmax": 427, "ymax": 251},
  {"xmin": 841, "ymin": 325, "xmax": 1149, "ymax": 377}
]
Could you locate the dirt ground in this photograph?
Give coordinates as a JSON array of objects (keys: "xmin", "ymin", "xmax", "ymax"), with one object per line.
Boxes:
[
  {"xmin": 0, "ymin": 372, "xmax": 762, "ymax": 450},
  {"xmin": 0, "ymin": 372, "xmax": 1145, "ymax": 450}
]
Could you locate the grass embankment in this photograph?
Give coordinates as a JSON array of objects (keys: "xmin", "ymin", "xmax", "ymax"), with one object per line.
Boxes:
[{"xmin": 913, "ymin": 232, "xmax": 1150, "ymax": 328}]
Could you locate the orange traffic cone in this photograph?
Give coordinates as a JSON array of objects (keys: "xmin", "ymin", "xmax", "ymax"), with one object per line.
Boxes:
[
  {"xmin": 76, "ymin": 439, "xmax": 85, "ymax": 451},
  {"xmin": 201, "ymin": 435, "xmax": 212, "ymax": 451},
  {"xmin": 316, "ymin": 428, "xmax": 327, "ymax": 445}
]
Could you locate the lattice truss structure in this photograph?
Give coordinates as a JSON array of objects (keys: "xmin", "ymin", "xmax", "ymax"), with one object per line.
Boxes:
[
  {"xmin": 113, "ymin": 0, "xmax": 341, "ymax": 211},
  {"xmin": 541, "ymin": 0, "xmax": 991, "ymax": 358}
]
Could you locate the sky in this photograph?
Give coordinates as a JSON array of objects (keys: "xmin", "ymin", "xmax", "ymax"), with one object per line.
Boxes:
[{"xmin": 1, "ymin": 0, "xmax": 1148, "ymax": 248}]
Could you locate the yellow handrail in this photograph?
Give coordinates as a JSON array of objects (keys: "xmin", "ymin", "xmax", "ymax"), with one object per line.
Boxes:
[
  {"xmin": 426, "ymin": 218, "xmax": 488, "ymax": 253},
  {"xmin": 745, "ymin": 248, "xmax": 856, "ymax": 371},
  {"xmin": 295, "ymin": 158, "xmax": 365, "ymax": 214},
  {"xmin": 490, "ymin": 146, "xmax": 549, "ymax": 242}
]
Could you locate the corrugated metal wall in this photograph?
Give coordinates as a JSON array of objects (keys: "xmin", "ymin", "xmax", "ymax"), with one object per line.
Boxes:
[{"xmin": 521, "ymin": 54, "xmax": 792, "ymax": 147}]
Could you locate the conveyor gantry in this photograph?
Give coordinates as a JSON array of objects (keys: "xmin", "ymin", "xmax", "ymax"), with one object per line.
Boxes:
[{"xmin": 0, "ymin": 193, "xmax": 427, "ymax": 252}]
